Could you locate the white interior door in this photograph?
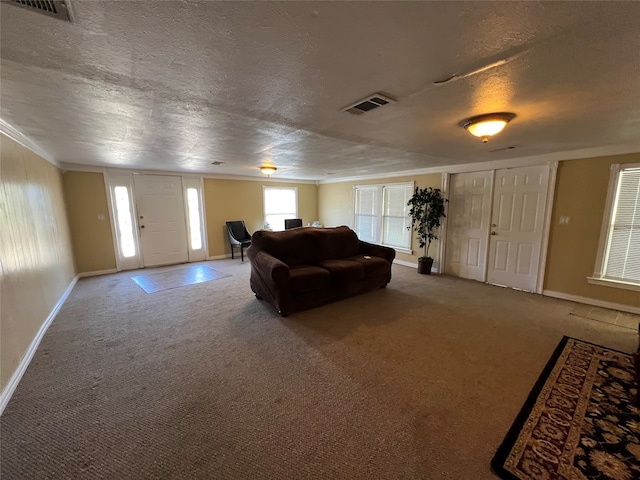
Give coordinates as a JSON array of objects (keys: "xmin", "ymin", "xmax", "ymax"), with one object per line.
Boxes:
[
  {"xmin": 487, "ymin": 166, "xmax": 550, "ymax": 291},
  {"xmin": 445, "ymin": 171, "xmax": 493, "ymax": 281},
  {"xmin": 134, "ymin": 174, "xmax": 189, "ymax": 267}
]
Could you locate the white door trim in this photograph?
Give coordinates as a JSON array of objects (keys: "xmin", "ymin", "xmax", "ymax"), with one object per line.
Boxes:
[{"xmin": 535, "ymin": 162, "xmax": 558, "ymax": 293}]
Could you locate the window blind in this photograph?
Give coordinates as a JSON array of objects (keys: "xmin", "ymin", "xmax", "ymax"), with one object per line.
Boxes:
[
  {"xmin": 382, "ymin": 184, "xmax": 412, "ymax": 249},
  {"xmin": 604, "ymin": 167, "xmax": 640, "ymax": 283},
  {"xmin": 355, "ymin": 187, "xmax": 378, "ymax": 243},
  {"xmin": 354, "ymin": 182, "xmax": 413, "ymax": 250}
]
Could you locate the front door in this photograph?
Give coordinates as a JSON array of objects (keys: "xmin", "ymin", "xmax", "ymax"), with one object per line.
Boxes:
[
  {"xmin": 134, "ymin": 174, "xmax": 189, "ymax": 267},
  {"xmin": 486, "ymin": 166, "xmax": 550, "ymax": 291}
]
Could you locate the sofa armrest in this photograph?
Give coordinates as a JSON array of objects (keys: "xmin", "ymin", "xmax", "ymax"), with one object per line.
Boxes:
[
  {"xmin": 247, "ymin": 249, "xmax": 291, "ymax": 289},
  {"xmin": 358, "ymin": 241, "xmax": 396, "ymax": 264}
]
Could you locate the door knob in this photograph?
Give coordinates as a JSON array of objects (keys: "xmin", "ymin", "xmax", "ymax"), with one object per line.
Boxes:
[
  {"xmin": 140, "ymin": 225, "xmax": 145, "ymax": 229},
  {"xmin": 491, "ymin": 231, "xmax": 496, "ymax": 235}
]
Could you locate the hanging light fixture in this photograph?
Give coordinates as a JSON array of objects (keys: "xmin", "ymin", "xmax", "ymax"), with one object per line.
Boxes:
[
  {"xmin": 461, "ymin": 112, "xmax": 516, "ymax": 143},
  {"xmin": 260, "ymin": 166, "xmax": 277, "ymax": 177}
]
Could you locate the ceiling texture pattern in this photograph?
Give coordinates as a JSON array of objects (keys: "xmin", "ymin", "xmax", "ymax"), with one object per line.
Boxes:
[{"xmin": 1, "ymin": 1, "xmax": 639, "ymax": 180}]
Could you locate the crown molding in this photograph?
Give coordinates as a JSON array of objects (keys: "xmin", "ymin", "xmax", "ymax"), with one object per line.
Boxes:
[
  {"xmin": 37, "ymin": 141, "xmax": 640, "ymax": 185},
  {"xmin": 0, "ymin": 119, "xmax": 59, "ymax": 167},
  {"xmin": 59, "ymin": 163, "xmax": 319, "ymax": 185},
  {"xmin": 318, "ymin": 142, "xmax": 640, "ymax": 184}
]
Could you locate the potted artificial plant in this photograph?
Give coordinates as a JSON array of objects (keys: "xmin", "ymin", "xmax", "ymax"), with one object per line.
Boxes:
[{"xmin": 407, "ymin": 187, "xmax": 447, "ymax": 274}]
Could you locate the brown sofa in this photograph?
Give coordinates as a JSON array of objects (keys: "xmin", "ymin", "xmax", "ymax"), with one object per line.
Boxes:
[{"xmin": 247, "ymin": 226, "xmax": 396, "ymax": 316}]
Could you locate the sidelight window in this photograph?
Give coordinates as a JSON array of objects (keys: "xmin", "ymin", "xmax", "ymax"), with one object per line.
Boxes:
[{"xmin": 113, "ymin": 186, "xmax": 136, "ymax": 258}]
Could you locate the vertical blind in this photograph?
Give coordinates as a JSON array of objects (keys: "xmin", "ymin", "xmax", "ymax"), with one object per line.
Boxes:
[
  {"xmin": 604, "ymin": 167, "xmax": 640, "ymax": 283},
  {"xmin": 354, "ymin": 183, "xmax": 412, "ymax": 249}
]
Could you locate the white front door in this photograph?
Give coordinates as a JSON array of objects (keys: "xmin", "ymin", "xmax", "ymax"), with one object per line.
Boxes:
[
  {"xmin": 134, "ymin": 174, "xmax": 189, "ymax": 267},
  {"xmin": 486, "ymin": 165, "xmax": 550, "ymax": 291},
  {"xmin": 445, "ymin": 171, "xmax": 493, "ymax": 281}
]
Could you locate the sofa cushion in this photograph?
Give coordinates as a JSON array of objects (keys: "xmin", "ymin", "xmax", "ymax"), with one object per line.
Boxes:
[
  {"xmin": 345, "ymin": 255, "xmax": 390, "ymax": 278},
  {"xmin": 289, "ymin": 265, "xmax": 331, "ymax": 293},
  {"xmin": 250, "ymin": 226, "xmax": 360, "ymax": 266},
  {"xmin": 315, "ymin": 227, "xmax": 360, "ymax": 261},
  {"xmin": 316, "ymin": 259, "xmax": 365, "ymax": 283}
]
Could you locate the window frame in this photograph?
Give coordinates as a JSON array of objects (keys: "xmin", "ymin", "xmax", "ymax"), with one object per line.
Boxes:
[
  {"xmin": 353, "ymin": 181, "xmax": 414, "ymax": 253},
  {"xmin": 588, "ymin": 162, "xmax": 640, "ymax": 292},
  {"xmin": 263, "ymin": 185, "xmax": 298, "ymax": 231},
  {"xmin": 182, "ymin": 177, "xmax": 208, "ymax": 262}
]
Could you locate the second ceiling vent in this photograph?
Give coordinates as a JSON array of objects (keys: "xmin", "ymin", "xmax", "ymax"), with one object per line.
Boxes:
[{"xmin": 343, "ymin": 93, "xmax": 395, "ymax": 115}]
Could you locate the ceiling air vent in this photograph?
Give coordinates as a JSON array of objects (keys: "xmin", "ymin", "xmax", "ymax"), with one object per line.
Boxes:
[
  {"xmin": 343, "ymin": 93, "xmax": 395, "ymax": 115},
  {"xmin": 210, "ymin": 161, "xmax": 224, "ymax": 166},
  {"xmin": 8, "ymin": 0, "xmax": 73, "ymax": 22}
]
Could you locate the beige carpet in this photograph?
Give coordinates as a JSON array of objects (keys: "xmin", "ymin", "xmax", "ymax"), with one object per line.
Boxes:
[{"xmin": 1, "ymin": 260, "xmax": 637, "ymax": 479}]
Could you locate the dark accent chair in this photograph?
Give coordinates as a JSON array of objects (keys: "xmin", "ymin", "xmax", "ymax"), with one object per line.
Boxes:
[
  {"xmin": 284, "ymin": 218, "xmax": 303, "ymax": 230},
  {"xmin": 226, "ymin": 221, "xmax": 251, "ymax": 261}
]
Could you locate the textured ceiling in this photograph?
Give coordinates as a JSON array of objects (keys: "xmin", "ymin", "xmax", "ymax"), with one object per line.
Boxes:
[{"xmin": 1, "ymin": 1, "xmax": 640, "ymax": 180}]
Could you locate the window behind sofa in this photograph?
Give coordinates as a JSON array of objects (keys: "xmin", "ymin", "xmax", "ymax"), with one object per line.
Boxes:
[
  {"xmin": 354, "ymin": 182, "xmax": 413, "ymax": 252},
  {"xmin": 263, "ymin": 186, "xmax": 298, "ymax": 231}
]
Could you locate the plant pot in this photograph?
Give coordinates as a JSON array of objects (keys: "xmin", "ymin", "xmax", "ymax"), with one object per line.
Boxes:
[{"xmin": 418, "ymin": 257, "xmax": 434, "ymax": 275}]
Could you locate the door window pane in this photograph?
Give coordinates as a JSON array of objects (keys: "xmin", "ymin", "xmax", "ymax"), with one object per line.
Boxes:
[
  {"xmin": 114, "ymin": 186, "xmax": 136, "ymax": 258},
  {"xmin": 186, "ymin": 187, "xmax": 202, "ymax": 250}
]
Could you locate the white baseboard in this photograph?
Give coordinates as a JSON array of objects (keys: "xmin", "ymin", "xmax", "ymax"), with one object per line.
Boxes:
[
  {"xmin": 207, "ymin": 254, "xmax": 233, "ymax": 260},
  {"xmin": 392, "ymin": 259, "xmax": 439, "ymax": 273},
  {"xmin": 394, "ymin": 259, "xmax": 417, "ymax": 268},
  {"xmin": 77, "ymin": 269, "xmax": 117, "ymax": 278},
  {"xmin": 542, "ymin": 290, "xmax": 640, "ymax": 315},
  {"xmin": 0, "ymin": 275, "xmax": 79, "ymax": 415}
]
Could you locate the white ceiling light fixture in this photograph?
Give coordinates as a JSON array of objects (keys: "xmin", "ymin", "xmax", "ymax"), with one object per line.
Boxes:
[
  {"xmin": 260, "ymin": 166, "xmax": 277, "ymax": 177},
  {"xmin": 462, "ymin": 113, "xmax": 516, "ymax": 143}
]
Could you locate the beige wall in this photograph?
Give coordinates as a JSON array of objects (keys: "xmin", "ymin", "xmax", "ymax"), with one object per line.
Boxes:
[
  {"xmin": 204, "ymin": 179, "xmax": 318, "ymax": 257},
  {"xmin": 0, "ymin": 134, "xmax": 76, "ymax": 392},
  {"xmin": 318, "ymin": 173, "xmax": 443, "ymax": 266},
  {"xmin": 545, "ymin": 153, "xmax": 640, "ymax": 308},
  {"xmin": 63, "ymin": 171, "xmax": 117, "ymax": 273}
]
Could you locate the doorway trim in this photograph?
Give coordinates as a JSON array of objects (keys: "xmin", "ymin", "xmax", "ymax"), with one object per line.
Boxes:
[{"xmin": 105, "ymin": 169, "xmax": 208, "ymax": 271}]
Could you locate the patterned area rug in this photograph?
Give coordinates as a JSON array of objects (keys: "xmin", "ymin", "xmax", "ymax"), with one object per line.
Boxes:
[
  {"xmin": 492, "ymin": 337, "xmax": 640, "ymax": 480},
  {"xmin": 131, "ymin": 264, "xmax": 230, "ymax": 294}
]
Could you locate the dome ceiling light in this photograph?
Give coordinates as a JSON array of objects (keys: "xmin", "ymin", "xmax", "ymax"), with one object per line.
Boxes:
[
  {"xmin": 461, "ymin": 112, "xmax": 516, "ymax": 143},
  {"xmin": 260, "ymin": 166, "xmax": 277, "ymax": 177}
]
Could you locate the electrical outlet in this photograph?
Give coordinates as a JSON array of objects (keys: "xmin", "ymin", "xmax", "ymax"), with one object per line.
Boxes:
[
  {"xmin": 97, "ymin": 214, "xmax": 105, "ymax": 221},
  {"xmin": 559, "ymin": 216, "xmax": 571, "ymax": 225}
]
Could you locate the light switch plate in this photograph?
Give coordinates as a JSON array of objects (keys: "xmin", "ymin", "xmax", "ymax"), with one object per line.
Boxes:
[{"xmin": 559, "ymin": 216, "xmax": 571, "ymax": 225}]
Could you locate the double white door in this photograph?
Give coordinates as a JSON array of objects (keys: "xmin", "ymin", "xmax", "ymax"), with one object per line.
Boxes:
[{"xmin": 445, "ymin": 165, "xmax": 550, "ymax": 292}]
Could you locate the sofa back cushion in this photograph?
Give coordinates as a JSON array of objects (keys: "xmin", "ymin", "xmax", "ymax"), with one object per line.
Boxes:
[{"xmin": 250, "ymin": 226, "xmax": 360, "ymax": 266}]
